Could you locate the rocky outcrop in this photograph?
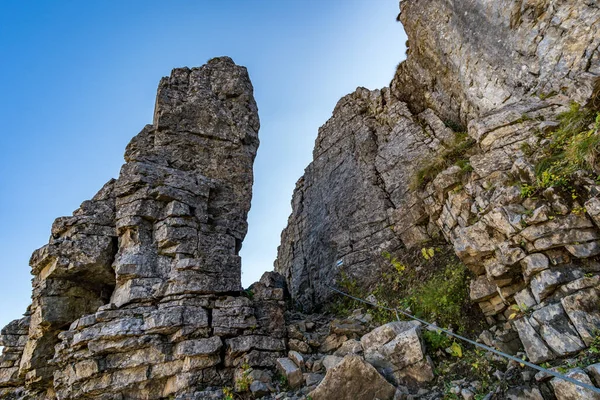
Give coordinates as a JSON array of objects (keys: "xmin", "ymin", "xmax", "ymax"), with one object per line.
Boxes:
[
  {"xmin": 275, "ymin": 88, "xmax": 452, "ymax": 310},
  {"xmin": 275, "ymin": 5, "xmax": 600, "ymax": 400},
  {"xmin": 3, "ymin": 1, "xmax": 600, "ymax": 399},
  {"xmin": 275, "ymin": 0, "xmax": 600, "ymax": 317},
  {"xmin": 393, "ymin": 0, "xmax": 600, "ymax": 123},
  {"xmin": 0, "ymin": 57, "xmax": 285, "ymax": 399}
]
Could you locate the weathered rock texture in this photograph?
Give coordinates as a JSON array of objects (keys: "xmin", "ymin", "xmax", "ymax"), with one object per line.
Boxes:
[
  {"xmin": 276, "ymin": 0, "xmax": 600, "ymax": 314},
  {"xmin": 275, "ymin": 88, "xmax": 450, "ymax": 310},
  {"xmin": 0, "ymin": 57, "xmax": 290, "ymax": 399},
  {"xmin": 3, "ymin": 1, "xmax": 600, "ymax": 399},
  {"xmin": 276, "ymin": 0, "xmax": 600, "ymax": 386},
  {"xmin": 393, "ymin": 0, "xmax": 600, "ymax": 123}
]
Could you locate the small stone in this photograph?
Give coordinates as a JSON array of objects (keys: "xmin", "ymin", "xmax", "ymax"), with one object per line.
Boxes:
[
  {"xmin": 330, "ymin": 319, "xmax": 365, "ymax": 336},
  {"xmin": 319, "ymin": 334, "xmax": 348, "ymax": 353},
  {"xmin": 250, "ymin": 381, "xmax": 270, "ymax": 397},
  {"xmin": 312, "ymin": 359, "xmax": 323, "ymax": 372},
  {"xmin": 288, "ymin": 351, "xmax": 305, "ymax": 370},
  {"xmin": 506, "ymin": 386, "xmax": 544, "ymax": 400},
  {"xmin": 303, "ymin": 372, "xmax": 324, "ymax": 387},
  {"xmin": 514, "ymin": 288, "xmax": 537, "ymax": 308},
  {"xmin": 276, "ymin": 358, "xmax": 303, "ymax": 389},
  {"xmin": 521, "ymin": 371, "xmax": 534, "ymax": 382},
  {"xmin": 289, "ymin": 338, "xmax": 311, "ymax": 354},
  {"xmin": 493, "ymin": 370, "xmax": 505, "ymax": 380},
  {"xmin": 461, "ymin": 388, "xmax": 475, "ymax": 400}
]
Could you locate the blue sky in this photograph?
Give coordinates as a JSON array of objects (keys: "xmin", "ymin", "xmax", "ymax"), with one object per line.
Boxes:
[{"xmin": 0, "ymin": 0, "xmax": 406, "ymax": 330}]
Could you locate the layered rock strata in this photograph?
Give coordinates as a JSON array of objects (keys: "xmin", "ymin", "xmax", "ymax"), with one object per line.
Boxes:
[
  {"xmin": 275, "ymin": 88, "xmax": 452, "ymax": 310},
  {"xmin": 0, "ymin": 57, "xmax": 289, "ymax": 399},
  {"xmin": 276, "ymin": 0, "xmax": 600, "ymax": 314},
  {"xmin": 423, "ymin": 96, "xmax": 600, "ymax": 365},
  {"xmin": 275, "ymin": 0, "xmax": 600, "ymax": 370},
  {"xmin": 393, "ymin": 0, "xmax": 600, "ymax": 123}
]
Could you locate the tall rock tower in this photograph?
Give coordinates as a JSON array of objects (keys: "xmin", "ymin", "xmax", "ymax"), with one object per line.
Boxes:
[{"xmin": 0, "ymin": 57, "xmax": 286, "ymax": 400}]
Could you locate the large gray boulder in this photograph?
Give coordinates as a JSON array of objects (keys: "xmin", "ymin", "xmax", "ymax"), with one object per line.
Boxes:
[
  {"xmin": 360, "ymin": 321, "xmax": 433, "ymax": 385},
  {"xmin": 308, "ymin": 355, "xmax": 396, "ymax": 400},
  {"xmin": 549, "ymin": 369, "xmax": 600, "ymax": 400}
]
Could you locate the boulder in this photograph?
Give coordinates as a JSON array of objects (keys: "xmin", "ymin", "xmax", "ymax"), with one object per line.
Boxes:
[
  {"xmin": 360, "ymin": 321, "xmax": 433, "ymax": 385},
  {"xmin": 561, "ymin": 288, "xmax": 600, "ymax": 346},
  {"xmin": 513, "ymin": 318, "xmax": 554, "ymax": 364},
  {"xmin": 550, "ymin": 369, "xmax": 600, "ymax": 400},
  {"xmin": 530, "ymin": 303, "xmax": 585, "ymax": 357},
  {"xmin": 308, "ymin": 355, "xmax": 396, "ymax": 400}
]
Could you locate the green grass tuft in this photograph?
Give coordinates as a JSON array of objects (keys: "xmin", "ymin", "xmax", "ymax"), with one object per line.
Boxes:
[
  {"xmin": 534, "ymin": 103, "xmax": 599, "ymax": 189},
  {"xmin": 412, "ymin": 132, "xmax": 476, "ymax": 190}
]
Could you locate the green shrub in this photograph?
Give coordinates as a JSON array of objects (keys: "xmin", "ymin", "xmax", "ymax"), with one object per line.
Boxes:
[
  {"xmin": 409, "ymin": 262, "xmax": 469, "ymax": 331},
  {"xmin": 519, "ymin": 183, "xmax": 536, "ymax": 198},
  {"xmin": 329, "ymin": 247, "xmax": 480, "ymax": 334},
  {"xmin": 423, "ymin": 330, "xmax": 452, "ymax": 352},
  {"xmin": 534, "ymin": 103, "xmax": 599, "ymax": 189},
  {"xmin": 234, "ymin": 362, "xmax": 252, "ymax": 392}
]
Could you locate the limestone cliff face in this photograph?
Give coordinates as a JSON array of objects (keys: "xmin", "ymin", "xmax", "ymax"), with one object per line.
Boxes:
[
  {"xmin": 275, "ymin": 0, "xmax": 600, "ymax": 386},
  {"xmin": 275, "ymin": 0, "xmax": 600, "ymax": 312},
  {"xmin": 0, "ymin": 57, "xmax": 289, "ymax": 400},
  {"xmin": 274, "ymin": 89, "xmax": 454, "ymax": 310},
  {"xmin": 393, "ymin": 0, "xmax": 600, "ymax": 123}
]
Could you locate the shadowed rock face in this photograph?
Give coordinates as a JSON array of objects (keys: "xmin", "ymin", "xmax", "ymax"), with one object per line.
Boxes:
[
  {"xmin": 0, "ymin": 57, "xmax": 285, "ymax": 400},
  {"xmin": 274, "ymin": 88, "xmax": 450, "ymax": 310}
]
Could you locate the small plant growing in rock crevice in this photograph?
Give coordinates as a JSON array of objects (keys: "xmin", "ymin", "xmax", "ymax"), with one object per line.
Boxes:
[
  {"xmin": 234, "ymin": 362, "xmax": 253, "ymax": 392},
  {"xmin": 519, "ymin": 183, "xmax": 536, "ymax": 198},
  {"xmin": 223, "ymin": 387, "xmax": 234, "ymax": 400},
  {"xmin": 534, "ymin": 103, "xmax": 600, "ymax": 189},
  {"xmin": 423, "ymin": 330, "xmax": 452, "ymax": 352},
  {"xmin": 412, "ymin": 131, "xmax": 476, "ymax": 190}
]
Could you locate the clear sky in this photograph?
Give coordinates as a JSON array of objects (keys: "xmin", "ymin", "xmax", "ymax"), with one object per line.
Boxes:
[{"xmin": 0, "ymin": 0, "xmax": 406, "ymax": 331}]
